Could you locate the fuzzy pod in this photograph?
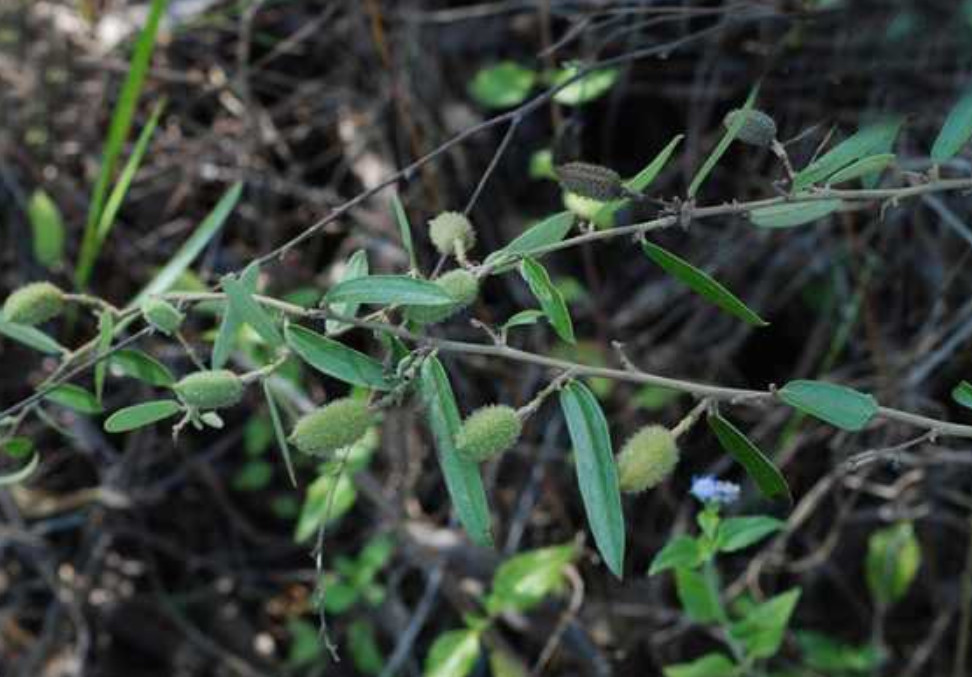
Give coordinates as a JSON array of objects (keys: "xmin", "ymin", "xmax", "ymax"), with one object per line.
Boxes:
[
  {"xmin": 723, "ymin": 108, "xmax": 777, "ymax": 148},
  {"xmin": 404, "ymin": 269, "xmax": 479, "ymax": 325},
  {"xmin": 429, "ymin": 211, "xmax": 476, "ymax": 257},
  {"xmin": 456, "ymin": 404, "xmax": 522, "ymax": 462},
  {"xmin": 2, "ymin": 281, "xmax": 65, "ymax": 326},
  {"xmin": 141, "ymin": 297, "xmax": 184, "ymax": 335},
  {"xmin": 555, "ymin": 162, "xmax": 625, "ymax": 201},
  {"xmin": 173, "ymin": 370, "xmax": 244, "ymax": 410},
  {"xmin": 616, "ymin": 425, "xmax": 679, "ymax": 492},
  {"xmin": 289, "ymin": 398, "xmax": 372, "ymax": 456}
]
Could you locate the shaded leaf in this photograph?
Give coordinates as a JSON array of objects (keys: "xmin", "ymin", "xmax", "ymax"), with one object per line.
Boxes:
[
  {"xmin": 294, "ymin": 472, "xmax": 357, "ymax": 542},
  {"xmin": 688, "ymin": 84, "xmax": 759, "ymax": 198},
  {"xmin": 952, "ymin": 380, "xmax": 972, "ymax": 410},
  {"xmin": 469, "ymin": 61, "xmax": 536, "ymax": 109},
  {"xmin": 286, "ymin": 324, "xmax": 393, "ymax": 390},
  {"xmin": 27, "ymin": 189, "xmax": 65, "ymax": 268},
  {"xmin": 730, "ymin": 588, "xmax": 801, "ymax": 658},
  {"xmin": 94, "ymin": 311, "xmax": 114, "ymax": 403},
  {"xmin": 716, "ymin": 516, "xmax": 784, "ymax": 553},
  {"xmin": 520, "ymin": 257, "xmax": 575, "ymax": 343},
  {"xmin": 793, "ymin": 117, "xmax": 904, "ymax": 190},
  {"xmin": 662, "ymin": 653, "xmax": 737, "ymax": 677},
  {"xmin": 325, "ymin": 275, "xmax": 453, "ymax": 307},
  {"xmin": 777, "ymin": 380, "xmax": 878, "ymax": 431},
  {"xmin": 45, "ymin": 384, "xmax": 103, "ymax": 415},
  {"xmin": 263, "ymin": 380, "xmax": 297, "ymax": 488},
  {"xmin": 212, "ymin": 261, "xmax": 258, "ymax": 369},
  {"xmin": 326, "ymin": 250, "xmax": 369, "ymax": 334},
  {"xmin": 749, "ymin": 199, "xmax": 842, "ymax": 228},
  {"xmin": 591, "ymin": 135, "xmax": 685, "ymax": 227},
  {"xmin": 484, "ymin": 211, "xmax": 575, "ymax": 269},
  {"xmin": 486, "ymin": 543, "xmax": 575, "ymax": 615},
  {"xmin": 826, "ymin": 153, "xmax": 895, "ymax": 185},
  {"xmin": 502, "ymin": 309, "xmax": 545, "ymax": 331},
  {"xmin": 392, "ymin": 192, "xmax": 418, "ymax": 272},
  {"xmin": 675, "ymin": 566, "xmax": 721, "ymax": 623},
  {"xmin": 0, "ymin": 451, "xmax": 40, "ymax": 487},
  {"xmin": 104, "ymin": 399, "xmax": 182, "ymax": 432},
  {"xmin": 866, "ymin": 521, "xmax": 921, "ymax": 606},
  {"xmin": 110, "ymin": 349, "xmax": 176, "ymax": 386},
  {"xmin": 0, "ymin": 319, "xmax": 65, "ymax": 355},
  {"xmin": 649, "ymin": 536, "xmax": 704, "ymax": 576},
  {"xmin": 707, "ymin": 413, "xmax": 790, "ymax": 502},
  {"xmin": 222, "ymin": 271, "xmax": 284, "ymax": 349},
  {"xmin": 931, "ymin": 83, "xmax": 972, "ymax": 163}
]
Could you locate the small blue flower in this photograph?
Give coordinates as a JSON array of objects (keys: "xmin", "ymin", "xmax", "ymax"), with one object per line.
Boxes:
[{"xmin": 690, "ymin": 475, "xmax": 740, "ymax": 505}]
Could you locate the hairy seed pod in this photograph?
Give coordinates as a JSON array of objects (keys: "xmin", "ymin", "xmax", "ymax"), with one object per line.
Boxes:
[
  {"xmin": 429, "ymin": 211, "xmax": 476, "ymax": 257},
  {"xmin": 616, "ymin": 425, "xmax": 679, "ymax": 492},
  {"xmin": 723, "ymin": 108, "xmax": 777, "ymax": 148},
  {"xmin": 456, "ymin": 404, "xmax": 522, "ymax": 462},
  {"xmin": 405, "ymin": 269, "xmax": 479, "ymax": 325},
  {"xmin": 2, "ymin": 282, "xmax": 65, "ymax": 326},
  {"xmin": 141, "ymin": 297, "xmax": 184, "ymax": 335},
  {"xmin": 174, "ymin": 370, "xmax": 244, "ymax": 410},
  {"xmin": 289, "ymin": 398, "xmax": 372, "ymax": 456},
  {"xmin": 555, "ymin": 162, "xmax": 625, "ymax": 201}
]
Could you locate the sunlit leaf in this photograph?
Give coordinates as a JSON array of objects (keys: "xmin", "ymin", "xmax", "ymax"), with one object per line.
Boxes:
[
  {"xmin": 286, "ymin": 324, "xmax": 393, "ymax": 390},
  {"xmin": 325, "ymin": 275, "xmax": 453, "ymax": 307},
  {"xmin": 469, "ymin": 61, "xmax": 536, "ymax": 109},
  {"xmin": 424, "ymin": 629, "xmax": 481, "ymax": 677},
  {"xmin": 326, "ymin": 250, "xmax": 369, "ymax": 334},
  {"xmin": 486, "ymin": 543, "xmax": 575, "ymax": 615}
]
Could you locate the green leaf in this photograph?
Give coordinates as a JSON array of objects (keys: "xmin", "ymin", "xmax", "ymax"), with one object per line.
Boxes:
[
  {"xmin": 212, "ymin": 261, "xmax": 258, "ymax": 369},
  {"xmin": 635, "ymin": 385, "xmax": 682, "ymax": 411},
  {"xmin": 501, "ymin": 309, "xmax": 545, "ymax": 331},
  {"xmin": 932, "ymin": 83, "xmax": 972, "ymax": 162},
  {"xmin": 419, "ymin": 357, "xmax": 493, "ymax": 547},
  {"xmin": 486, "ymin": 543, "xmax": 575, "ymax": 615},
  {"xmin": 552, "ymin": 64, "xmax": 619, "ymax": 106},
  {"xmin": 27, "ymin": 189, "xmax": 65, "ymax": 268},
  {"xmin": 649, "ymin": 536, "xmax": 704, "ymax": 576},
  {"xmin": 424, "ymin": 629, "xmax": 481, "ymax": 677},
  {"xmin": 222, "ymin": 271, "xmax": 284, "ymax": 349},
  {"xmin": 675, "ymin": 566, "xmax": 722, "ymax": 623},
  {"xmin": 662, "ymin": 653, "xmax": 737, "ymax": 677},
  {"xmin": 349, "ymin": 619, "xmax": 384, "ymax": 676},
  {"xmin": 591, "ymin": 135, "xmax": 685, "ymax": 227},
  {"xmin": 232, "ymin": 460, "xmax": 273, "ymax": 491},
  {"xmin": 263, "ymin": 381, "xmax": 297, "ymax": 488},
  {"xmin": 104, "ymin": 399, "xmax": 182, "ymax": 432},
  {"xmin": 109, "ymin": 348, "xmax": 176, "ymax": 386},
  {"xmin": 286, "ymin": 619, "xmax": 322, "ymax": 667},
  {"xmin": 559, "ymin": 381, "xmax": 625, "ymax": 578},
  {"xmin": 796, "ymin": 630, "xmax": 884, "ymax": 673},
  {"xmin": 520, "ymin": 257, "xmax": 575, "ymax": 343},
  {"xmin": 326, "ymin": 250, "xmax": 369, "ymax": 334},
  {"xmin": 285, "ymin": 324, "xmax": 392, "ymax": 391},
  {"xmin": 94, "ymin": 311, "xmax": 114, "ymax": 403},
  {"xmin": 688, "ymin": 84, "xmax": 759, "ymax": 198},
  {"xmin": 952, "ymin": 380, "xmax": 972, "ymax": 410},
  {"xmin": 468, "ymin": 61, "xmax": 536, "ymax": 109},
  {"xmin": 529, "ymin": 148, "xmax": 556, "ymax": 180},
  {"xmin": 1, "ymin": 437, "xmax": 34, "ymax": 459},
  {"xmin": 391, "ymin": 192, "xmax": 418, "ymax": 272},
  {"xmin": 0, "ymin": 451, "xmax": 40, "ymax": 487},
  {"xmin": 641, "ymin": 241, "xmax": 767, "ymax": 326},
  {"xmin": 45, "ymin": 384, "xmax": 103, "ymax": 415},
  {"xmin": 715, "ymin": 516, "xmax": 784, "ymax": 553},
  {"xmin": 483, "ymin": 211, "xmax": 575, "ymax": 269},
  {"xmin": 325, "ymin": 275, "xmax": 453, "ymax": 307},
  {"xmin": 866, "ymin": 521, "xmax": 921, "ymax": 606},
  {"xmin": 707, "ymin": 413, "xmax": 790, "ymax": 502},
  {"xmin": 0, "ymin": 319, "xmax": 65, "ymax": 355},
  {"xmin": 826, "ymin": 153, "xmax": 895, "ymax": 185},
  {"xmin": 793, "ymin": 117, "xmax": 904, "ymax": 190},
  {"xmin": 294, "ymin": 471, "xmax": 357, "ymax": 542},
  {"xmin": 748, "ymin": 199, "xmax": 842, "ymax": 228},
  {"xmin": 777, "ymin": 379, "xmax": 878, "ymax": 431},
  {"xmin": 730, "ymin": 588, "xmax": 801, "ymax": 659},
  {"xmin": 131, "ymin": 181, "xmax": 242, "ymax": 307}
]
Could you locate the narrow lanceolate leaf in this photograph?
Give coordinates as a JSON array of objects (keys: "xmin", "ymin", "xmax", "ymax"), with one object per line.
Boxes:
[
  {"xmin": 932, "ymin": 84, "xmax": 972, "ymax": 163},
  {"xmin": 325, "ymin": 275, "xmax": 453, "ymax": 307},
  {"xmin": 641, "ymin": 241, "xmax": 767, "ymax": 326},
  {"xmin": 27, "ymin": 189, "xmax": 65, "ymax": 269},
  {"xmin": 792, "ymin": 117, "xmax": 904, "ymax": 190},
  {"xmin": 45, "ymin": 384, "xmax": 104, "ymax": 415},
  {"xmin": 483, "ymin": 211, "xmax": 575, "ymax": 270},
  {"xmin": 212, "ymin": 262, "xmax": 258, "ymax": 369},
  {"xmin": 749, "ymin": 199, "xmax": 842, "ymax": 228},
  {"xmin": 0, "ymin": 452, "xmax": 40, "ymax": 487},
  {"xmin": 519, "ymin": 257, "xmax": 575, "ymax": 343},
  {"xmin": 222, "ymin": 272, "xmax": 284, "ymax": 349},
  {"xmin": 110, "ymin": 349, "xmax": 175, "ymax": 386},
  {"xmin": 419, "ymin": 357, "xmax": 493, "ymax": 547},
  {"xmin": 688, "ymin": 84, "xmax": 760, "ymax": 198},
  {"xmin": 285, "ymin": 324, "xmax": 393, "ymax": 391},
  {"xmin": 501, "ymin": 309, "xmax": 545, "ymax": 331},
  {"xmin": 0, "ymin": 319, "xmax": 65, "ymax": 355},
  {"xmin": 94, "ymin": 311, "xmax": 114, "ymax": 403},
  {"xmin": 560, "ymin": 381, "xmax": 625, "ymax": 578},
  {"xmin": 707, "ymin": 413, "xmax": 790, "ymax": 502},
  {"xmin": 826, "ymin": 154, "xmax": 895, "ymax": 185},
  {"xmin": 391, "ymin": 192, "xmax": 418, "ymax": 272},
  {"xmin": 952, "ymin": 380, "xmax": 972, "ymax": 410},
  {"xmin": 104, "ymin": 399, "xmax": 183, "ymax": 433},
  {"xmin": 627, "ymin": 134, "xmax": 686, "ymax": 192},
  {"xmin": 326, "ymin": 250, "xmax": 369, "ymax": 334},
  {"xmin": 131, "ymin": 181, "xmax": 242, "ymax": 307},
  {"xmin": 777, "ymin": 379, "xmax": 878, "ymax": 431},
  {"xmin": 262, "ymin": 380, "xmax": 297, "ymax": 488}
]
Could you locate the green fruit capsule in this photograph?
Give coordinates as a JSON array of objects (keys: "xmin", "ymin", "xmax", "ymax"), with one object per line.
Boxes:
[
  {"xmin": 173, "ymin": 370, "xmax": 244, "ymax": 410},
  {"xmin": 555, "ymin": 162, "xmax": 625, "ymax": 201},
  {"xmin": 562, "ymin": 191, "xmax": 608, "ymax": 223},
  {"xmin": 616, "ymin": 425, "xmax": 679, "ymax": 492},
  {"xmin": 289, "ymin": 398, "xmax": 372, "ymax": 456},
  {"xmin": 405, "ymin": 269, "xmax": 479, "ymax": 325},
  {"xmin": 456, "ymin": 404, "xmax": 522, "ymax": 462},
  {"xmin": 429, "ymin": 211, "xmax": 476, "ymax": 257},
  {"xmin": 723, "ymin": 108, "xmax": 777, "ymax": 148},
  {"xmin": 141, "ymin": 297, "xmax": 184, "ymax": 335},
  {"xmin": 2, "ymin": 281, "xmax": 65, "ymax": 326}
]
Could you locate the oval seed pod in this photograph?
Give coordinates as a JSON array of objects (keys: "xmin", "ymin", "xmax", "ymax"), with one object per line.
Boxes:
[
  {"xmin": 2, "ymin": 281, "xmax": 65, "ymax": 326},
  {"xmin": 456, "ymin": 404, "xmax": 522, "ymax": 462},
  {"xmin": 616, "ymin": 425, "xmax": 679, "ymax": 492},
  {"xmin": 555, "ymin": 162, "xmax": 625, "ymax": 201},
  {"xmin": 429, "ymin": 211, "xmax": 476, "ymax": 258},
  {"xmin": 141, "ymin": 297, "xmax": 184, "ymax": 335},
  {"xmin": 404, "ymin": 269, "xmax": 479, "ymax": 325},
  {"xmin": 723, "ymin": 109, "xmax": 777, "ymax": 148},
  {"xmin": 173, "ymin": 370, "xmax": 244, "ymax": 410},
  {"xmin": 289, "ymin": 397, "xmax": 372, "ymax": 456}
]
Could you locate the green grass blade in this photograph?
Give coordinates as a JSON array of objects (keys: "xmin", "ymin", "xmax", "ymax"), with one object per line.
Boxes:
[{"xmin": 688, "ymin": 83, "xmax": 760, "ymax": 199}]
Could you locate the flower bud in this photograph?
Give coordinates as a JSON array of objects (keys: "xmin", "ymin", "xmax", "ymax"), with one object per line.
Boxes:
[
  {"xmin": 456, "ymin": 404, "xmax": 522, "ymax": 462},
  {"xmin": 289, "ymin": 398, "xmax": 372, "ymax": 456},
  {"xmin": 724, "ymin": 108, "xmax": 777, "ymax": 148},
  {"xmin": 173, "ymin": 370, "xmax": 244, "ymax": 410},
  {"xmin": 405, "ymin": 269, "xmax": 479, "ymax": 325},
  {"xmin": 2, "ymin": 281, "xmax": 65, "ymax": 326},
  {"xmin": 616, "ymin": 425, "xmax": 679, "ymax": 492},
  {"xmin": 429, "ymin": 211, "xmax": 476, "ymax": 258},
  {"xmin": 555, "ymin": 162, "xmax": 625, "ymax": 201},
  {"xmin": 141, "ymin": 297, "xmax": 184, "ymax": 335}
]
